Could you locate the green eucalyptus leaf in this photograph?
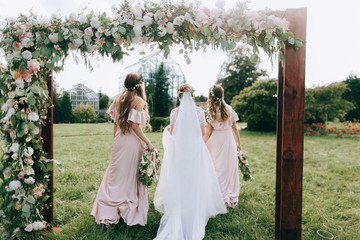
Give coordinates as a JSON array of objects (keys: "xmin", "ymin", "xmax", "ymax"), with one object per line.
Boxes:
[
  {"xmin": 250, "ymin": 53, "xmax": 260, "ymax": 63},
  {"xmin": 288, "ymin": 37, "xmax": 295, "ymax": 45},
  {"xmin": 28, "ymin": 92, "xmax": 36, "ymax": 105},
  {"xmin": 28, "ymin": 121, "xmax": 36, "ymax": 130},
  {"xmin": 22, "ymin": 204, "xmax": 30, "ymax": 213},
  {"xmin": 27, "ymin": 196, "xmax": 36, "ymax": 204},
  {"xmin": 44, "ymin": 38, "xmax": 50, "ymax": 45},
  {"xmin": 47, "ymin": 163, "xmax": 53, "ymax": 171},
  {"xmin": 201, "ymin": 27, "xmax": 211, "ymax": 37},
  {"xmin": 186, "ymin": 58, "xmax": 191, "ymax": 64}
]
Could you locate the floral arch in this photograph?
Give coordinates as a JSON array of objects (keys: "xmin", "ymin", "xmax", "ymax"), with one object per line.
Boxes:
[{"xmin": 0, "ymin": 1, "xmax": 305, "ymax": 239}]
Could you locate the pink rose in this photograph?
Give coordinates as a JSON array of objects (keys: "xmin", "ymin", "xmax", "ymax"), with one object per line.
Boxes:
[
  {"xmin": 1, "ymin": 67, "xmax": 7, "ymax": 73},
  {"xmin": 277, "ymin": 18, "xmax": 290, "ymax": 32},
  {"xmin": 12, "ymin": 42, "xmax": 22, "ymax": 50},
  {"xmin": 27, "ymin": 59, "xmax": 40, "ymax": 73},
  {"xmin": 18, "ymin": 171, "xmax": 25, "ymax": 180},
  {"xmin": 84, "ymin": 27, "xmax": 93, "ymax": 36},
  {"xmin": 24, "ymin": 158, "xmax": 34, "ymax": 166},
  {"xmin": 23, "ymin": 72, "xmax": 32, "ymax": 83}
]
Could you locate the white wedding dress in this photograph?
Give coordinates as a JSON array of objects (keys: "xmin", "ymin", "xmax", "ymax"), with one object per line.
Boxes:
[{"xmin": 154, "ymin": 92, "xmax": 226, "ymax": 240}]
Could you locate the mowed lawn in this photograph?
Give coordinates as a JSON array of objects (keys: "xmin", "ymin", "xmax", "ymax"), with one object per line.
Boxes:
[{"xmin": 35, "ymin": 123, "xmax": 360, "ymax": 240}]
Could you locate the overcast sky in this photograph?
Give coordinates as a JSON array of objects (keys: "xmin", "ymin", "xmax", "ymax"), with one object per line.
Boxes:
[{"xmin": 1, "ymin": 0, "xmax": 359, "ymax": 98}]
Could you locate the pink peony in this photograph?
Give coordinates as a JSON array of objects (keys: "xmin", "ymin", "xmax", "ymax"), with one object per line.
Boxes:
[
  {"xmin": 12, "ymin": 42, "xmax": 22, "ymax": 50},
  {"xmin": 84, "ymin": 27, "xmax": 93, "ymax": 36}
]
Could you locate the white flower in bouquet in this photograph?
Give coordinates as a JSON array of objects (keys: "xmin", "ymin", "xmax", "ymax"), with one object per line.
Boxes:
[
  {"xmin": 24, "ymin": 223, "xmax": 33, "ymax": 232},
  {"xmin": 158, "ymin": 26, "xmax": 167, "ymax": 37},
  {"xmin": 78, "ymin": 14, "xmax": 87, "ymax": 24},
  {"xmin": 10, "ymin": 142, "xmax": 19, "ymax": 153},
  {"xmin": 143, "ymin": 14, "xmax": 153, "ymax": 26},
  {"xmin": 90, "ymin": 17, "xmax": 101, "ymax": 29},
  {"xmin": 49, "ymin": 33, "xmax": 59, "ymax": 43},
  {"xmin": 3, "ymin": 166, "xmax": 12, "ymax": 177},
  {"xmin": 11, "ymin": 153, "xmax": 18, "ymax": 160},
  {"xmin": 15, "ymin": 87, "xmax": 25, "ymax": 97},
  {"xmin": 32, "ymin": 221, "xmax": 46, "ymax": 231},
  {"xmin": 25, "ymin": 166, "xmax": 35, "ymax": 176},
  {"xmin": 28, "ymin": 111, "xmax": 39, "ymax": 121},
  {"xmin": 185, "ymin": 13, "xmax": 192, "ymax": 21},
  {"xmin": 69, "ymin": 12, "xmax": 78, "ymax": 22},
  {"xmin": 7, "ymin": 92, "xmax": 16, "ymax": 99},
  {"xmin": 9, "ymin": 180, "xmax": 21, "ymax": 191},
  {"xmin": 15, "ymin": 79, "xmax": 24, "ymax": 89},
  {"xmin": 24, "ymin": 147, "xmax": 34, "ymax": 157},
  {"xmin": 32, "ymin": 127, "xmax": 40, "ymax": 135},
  {"xmin": 216, "ymin": 0, "xmax": 226, "ymax": 9},
  {"xmin": 166, "ymin": 22, "xmax": 174, "ymax": 34},
  {"xmin": 173, "ymin": 16, "xmax": 185, "ymax": 26},
  {"xmin": 24, "ymin": 177, "xmax": 35, "ymax": 185},
  {"xmin": 22, "ymin": 50, "xmax": 33, "ymax": 60},
  {"xmin": 39, "ymin": 17, "xmax": 49, "ymax": 26}
]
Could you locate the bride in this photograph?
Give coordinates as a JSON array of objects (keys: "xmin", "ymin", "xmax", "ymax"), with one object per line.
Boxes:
[{"xmin": 154, "ymin": 83, "xmax": 226, "ymax": 240}]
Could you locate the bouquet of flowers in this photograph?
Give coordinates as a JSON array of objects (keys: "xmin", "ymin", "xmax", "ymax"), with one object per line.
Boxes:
[
  {"xmin": 138, "ymin": 149, "xmax": 161, "ymax": 187},
  {"xmin": 238, "ymin": 150, "xmax": 255, "ymax": 181}
]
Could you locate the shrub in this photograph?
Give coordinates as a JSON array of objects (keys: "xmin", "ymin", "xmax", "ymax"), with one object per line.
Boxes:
[
  {"xmin": 231, "ymin": 79, "xmax": 277, "ymax": 131},
  {"xmin": 150, "ymin": 117, "xmax": 170, "ymax": 132},
  {"xmin": 73, "ymin": 104, "xmax": 98, "ymax": 123}
]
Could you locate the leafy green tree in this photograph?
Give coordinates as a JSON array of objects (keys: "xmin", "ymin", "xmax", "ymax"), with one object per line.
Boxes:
[
  {"xmin": 343, "ymin": 75, "xmax": 360, "ymax": 121},
  {"xmin": 231, "ymin": 79, "xmax": 277, "ymax": 131},
  {"xmin": 153, "ymin": 62, "xmax": 172, "ymax": 117},
  {"xmin": 217, "ymin": 46, "xmax": 267, "ymax": 103},
  {"xmin": 73, "ymin": 104, "xmax": 98, "ymax": 123},
  {"xmin": 145, "ymin": 81, "xmax": 155, "ymax": 117},
  {"xmin": 305, "ymin": 82, "xmax": 354, "ymax": 123},
  {"xmin": 195, "ymin": 94, "xmax": 208, "ymax": 102},
  {"xmin": 60, "ymin": 91, "xmax": 73, "ymax": 123},
  {"xmin": 98, "ymin": 92, "xmax": 110, "ymax": 110}
]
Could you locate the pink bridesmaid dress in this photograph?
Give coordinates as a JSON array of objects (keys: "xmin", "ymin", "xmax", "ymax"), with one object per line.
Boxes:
[
  {"xmin": 91, "ymin": 99, "xmax": 150, "ymax": 226},
  {"xmin": 206, "ymin": 104, "xmax": 240, "ymax": 208}
]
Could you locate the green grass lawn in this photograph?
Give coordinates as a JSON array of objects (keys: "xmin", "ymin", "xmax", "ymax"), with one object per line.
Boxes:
[{"xmin": 35, "ymin": 123, "xmax": 360, "ymax": 239}]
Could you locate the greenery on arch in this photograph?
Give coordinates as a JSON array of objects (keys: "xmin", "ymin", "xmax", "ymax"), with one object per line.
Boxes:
[{"xmin": 0, "ymin": 0, "xmax": 302, "ymax": 238}]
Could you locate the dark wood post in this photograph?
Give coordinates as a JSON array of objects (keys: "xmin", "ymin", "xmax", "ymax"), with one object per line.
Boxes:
[
  {"xmin": 275, "ymin": 8, "xmax": 307, "ymax": 240},
  {"xmin": 41, "ymin": 71, "xmax": 54, "ymax": 226}
]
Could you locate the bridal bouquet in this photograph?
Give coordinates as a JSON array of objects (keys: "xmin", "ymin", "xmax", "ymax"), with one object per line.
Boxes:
[
  {"xmin": 138, "ymin": 149, "xmax": 161, "ymax": 187},
  {"xmin": 238, "ymin": 150, "xmax": 255, "ymax": 181}
]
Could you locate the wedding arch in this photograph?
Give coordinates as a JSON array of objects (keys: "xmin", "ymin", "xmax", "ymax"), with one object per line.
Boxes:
[{"xmin": 0, "ymin": 1, "xmax": 306, "ymax": 239}]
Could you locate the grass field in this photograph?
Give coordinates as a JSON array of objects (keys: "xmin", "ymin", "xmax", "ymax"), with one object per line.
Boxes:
[{"xmin": 27, "ymin": 123, "xmax": 360, "ymax": 239}]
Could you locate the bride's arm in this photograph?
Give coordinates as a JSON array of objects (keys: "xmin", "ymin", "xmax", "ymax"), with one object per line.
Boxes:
[{"xmin": 203, "ymin": 123, "xmax": 213, "ymax": 142}]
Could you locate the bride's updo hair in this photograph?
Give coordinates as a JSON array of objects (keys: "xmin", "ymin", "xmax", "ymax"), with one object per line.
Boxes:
[
  {"xmin": 117, "ymin": 73, "xmax": 147, "ymax": 134},
  {"xmin": 178, "ymin": 83, "xmax": 193, "ymax": 99}
]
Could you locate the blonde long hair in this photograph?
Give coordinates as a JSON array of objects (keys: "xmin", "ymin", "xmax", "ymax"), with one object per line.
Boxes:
[
  {"xmin": 207, "ymin": 85, "xmax": 228, "ymax": 121},
  {"xmin": 116, "ymin": 73, "xmax": 147, "ymax": 134}
]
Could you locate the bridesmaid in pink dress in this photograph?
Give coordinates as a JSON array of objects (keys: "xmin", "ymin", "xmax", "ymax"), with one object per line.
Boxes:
[
  {"xmin": 204, "ymin": 85, "xmax": 242, "ymax": 208},
  {"xmin": 91, "ymin": 73, "xmax": 154, "ymax": 226}
]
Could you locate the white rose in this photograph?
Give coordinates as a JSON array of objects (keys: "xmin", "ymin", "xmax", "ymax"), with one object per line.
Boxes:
[
  {"xmin": 28, "ymin": 111, "xmax": 39, "ymax": 122},
  {"xmin": 32, "ymin": 127, "xmax": 40, "ymax": 135},
  {"xmin": 90, "ymin": 17, "xmax": 101, "ymax": 29},
  {"xmin": 8, "ymin": 92, "xmax": 15, "ymax": 99},
  {"xmin": 158, "ymin": 26, "xmax": 167, "ymax": 37},
  {"xmin": 172, "ymin": 31, "xmax": 179, "ymax": 41},
  {"xmin": 3, "ymin": 166, "xmax": 12, "ymax": 177},
  {"xmin": 69, "ymin": 12, "xmax": 78, "ymax": 22},
  {"xmin": 215, "ymin": 18, "xmax": 223, "ymax": 27},
  {"xmin": 218, "ymin": 27, "xmax": 226, "ymax": 38},
  {"xmin": 39, "ymin": 18, "xmax": 49, "ymax": 26},
  {"xmin": 173, "ymin": 16, "xmax": 185, "ymax": 26},
  {"xmin": 22, "ymin": 50, "xmax": 32, "ymax": 60},
  {"xmin": 78, "ymin": 14, "xmax": 87, "ymax": 24},
  {"xmin": 15, "ymin": 79, "xmax": 24, "ymax": 88},
  {"xmin": 72, "ymin": 38, "xmax": 83, "ymax": 48},
  {"xmin": 133, "ymin": 10, "xmax": 142, "ymax": 19},
  {"xmin": 166, "ymin": 22, "xmax": 174, "ymax": 34},
  {"xmin": 2, "ymin": 145, "xmax": 10, "ymax": 153},
  {"xmin": 24, "ymin": 224, "xmax": 33, "ymax": 232},
  {"xmin": 49, "ymin": 33, "xmax": 59, "ymax": 43},
  {"xmin": 1, "ymin": 103, "xmax": 8, "ymax": 111},
  {"xmin": 51, "ymin": 13, "xmax": 61, "ymax": 19},
  {"xmin": 133, "ymin": 26, "xmax": 142, "ymax": 37},
  {"xmin": 24, "ymin": 177, "xmax": 35, "ymax": 185},
  {"xmin": 11, "ymin": 153, "xmax": 18, "ymax": 160},
  {"xmin": 10, "ymin": 143, "xmax": 19, "ymax": 153},
  {"xmin": 32, "ymin": 221, "xmax": 46, "ymax": 231},
  {"xmin": 25, "ymin": 166, "xmax": 35, "ymax": 176},
  {"xmin": 24, "ymin": 147, "xmax": 34, "ymax": 157},
  {"xmin": 143, "ymin": 14, "xmax": 153, "ymax": 26},
  {"xmin": 15, "ymin": 87, "xmax": 25, "ymax": 97},
  {"xmin": 9, "ymin": 180, "xmax": 21, "ymax": 191},
  {"xmin": 185, "ymin": 13, "xmax": 192, "ymax": 21}
]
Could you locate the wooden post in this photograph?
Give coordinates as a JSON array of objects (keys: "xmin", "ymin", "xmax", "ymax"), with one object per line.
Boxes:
[
  {"xmin": 41, "ymin": 71, "xmax": 54, "ymax": 226},
  {"xmin": 275, "ymin": 8, "xmax": 307, "ymax": 240}
]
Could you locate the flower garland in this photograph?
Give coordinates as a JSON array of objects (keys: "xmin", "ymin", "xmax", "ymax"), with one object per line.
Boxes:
[
  {"xmin": 0, "ymin": 0, "xmax": 302, "ymax": 237},
  {"xmin": 127, "ymin": 75, "xmax": 144, "ymax": 91}
]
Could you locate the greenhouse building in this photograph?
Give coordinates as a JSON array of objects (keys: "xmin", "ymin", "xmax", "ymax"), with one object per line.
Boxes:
[{"xmin": 68, "ymin": 83, "xmax": 99, "ymax": 114}]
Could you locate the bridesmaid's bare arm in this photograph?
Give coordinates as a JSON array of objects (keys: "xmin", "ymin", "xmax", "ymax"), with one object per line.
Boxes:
[
  {"xmin": 203, "ymin": 123, "xmax": 213, "ymax": 142},
  {"xmin": 231, "ymin": 122, "xmax": 242, "ymax": 151},
  {"xmin": 200, "ymin": 125, "xmax": 205, "ymax": 137}
]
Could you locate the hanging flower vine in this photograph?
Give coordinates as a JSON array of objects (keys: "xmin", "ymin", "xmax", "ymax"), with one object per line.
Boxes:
[{"xmin": 0, "ymin": 0, "xmax": 303, "ymax": 238}]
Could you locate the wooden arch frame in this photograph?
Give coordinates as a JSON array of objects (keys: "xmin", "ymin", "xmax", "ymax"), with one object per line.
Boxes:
[{"xmin": 41, "ymin": 8, "xmax": 306, "ymax": 240}]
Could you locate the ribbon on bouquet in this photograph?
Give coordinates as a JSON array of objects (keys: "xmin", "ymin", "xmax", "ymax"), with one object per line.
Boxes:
[{"xmin": 151, "ymin": 150, "xmax": 159, "ymax": 181}]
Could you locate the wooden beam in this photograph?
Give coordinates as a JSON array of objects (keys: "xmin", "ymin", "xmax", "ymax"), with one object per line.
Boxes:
[
  {"xmin": 41, "ymin": 71, "xmax": 54, "ymax": 226},
  {"xmin": 275, "ymin": 8, "xmax": 307, "ymax": 240}
]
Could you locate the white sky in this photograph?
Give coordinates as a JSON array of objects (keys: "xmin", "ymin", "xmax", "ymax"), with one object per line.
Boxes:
[{"xmin": 0, "ymin": 0, "xmax": 359, "ymax": 98}]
